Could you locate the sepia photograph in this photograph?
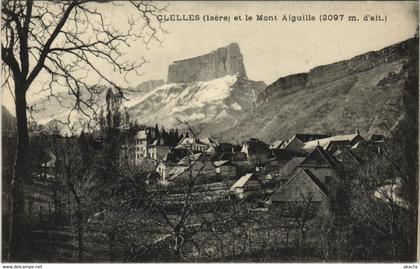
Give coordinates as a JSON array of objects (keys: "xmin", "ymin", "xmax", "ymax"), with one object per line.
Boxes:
[{"xmin": 1, "ymin": 0, "xmax": 419, "ymax": 264}]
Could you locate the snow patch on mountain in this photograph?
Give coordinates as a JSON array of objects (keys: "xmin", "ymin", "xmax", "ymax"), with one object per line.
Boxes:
[
  {"xmin": 30, "ymin": 74, "xmax": 266, "ymax": 136},
  {"xmin": 124, "ymin": 74, "xmax": 266, "ymax": 134},
  {"xmin": 190, "ymin": 75, "xmax": 238, "ymax": 104}
]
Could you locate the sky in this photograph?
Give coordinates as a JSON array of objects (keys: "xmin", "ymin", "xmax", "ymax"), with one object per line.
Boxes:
[
  {"xmin": 2, "ymin": 1, "xmax": 418, "ymax": 114},
  {"xmin": 140, "ymin": 1, "xmax": 418, "ymax": 83}
]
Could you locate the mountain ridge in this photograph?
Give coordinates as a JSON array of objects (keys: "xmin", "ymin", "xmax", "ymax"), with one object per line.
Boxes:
[
  {"xmin": 26, "ymin": 38, "xmax": 418, "ymax": 141},
  {"xmin": 259, "ymin": 38, "xmax": 417, "ymax": 103},
  {"xmin": 219, "ymin": 37, "xmax": 418, "ymax": 143}
]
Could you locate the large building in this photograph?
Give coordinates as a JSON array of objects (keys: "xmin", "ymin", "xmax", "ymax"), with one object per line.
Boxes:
[{"xmin": 134, "ymin": 130, "xmax": 149, "ymax": 164}]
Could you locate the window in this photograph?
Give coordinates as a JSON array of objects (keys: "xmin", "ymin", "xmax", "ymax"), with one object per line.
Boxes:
[{"xmin": 216, "ymin": 167, "xmax": 221, "ymax": 174}]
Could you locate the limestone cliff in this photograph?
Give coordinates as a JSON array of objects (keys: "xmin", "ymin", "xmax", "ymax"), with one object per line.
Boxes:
[
  {"xmin": 220, "ymin": 37, "xmax": 418, "ymax": 143},
  {"xmin": 167, "ymin": 43, "xmax": 248, "ymax": 83},
  {"xmin": 258, "ymin": 73, "xmax": 308, "ymax": 102},
  {"xmin": 306, "ymin": 39, "xmax": 416, "ymax": 87},
  {"xmin": 258, "ymin": 38, "xmax": 417, "ymax": 103}
]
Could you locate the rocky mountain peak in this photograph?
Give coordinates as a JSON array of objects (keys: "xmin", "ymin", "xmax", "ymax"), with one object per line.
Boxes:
[{"xmin": 167, "ymin": 42, "xmax": 248, "ymax": 83}]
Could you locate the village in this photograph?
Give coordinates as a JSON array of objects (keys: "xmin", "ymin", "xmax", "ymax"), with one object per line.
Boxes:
[
  {"xmin": 4, "ymin": 110, "xmax": 414, "ymax": 262},
  {"xmin": 116, "ymin": 126, "xmax": 385, "ymax": 214}
]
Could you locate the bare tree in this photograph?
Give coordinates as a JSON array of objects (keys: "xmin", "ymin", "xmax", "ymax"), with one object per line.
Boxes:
[
  {"xmin": 148, "ymin": 122, "xmax": 209, "ymax": 259},
  {"xmin": 347, "ymin": 143, "xmax": 417, "ymax": 261},
  {"xmin": 346, "ymin": 46, "xmax": 418, "ymax": 262},
  {"xmin": 48, "ymin": 134, "xmax": 97, "ymax": 262},
  {"xmin": 140, "ymin": 121, "xmax": 242, "ymax": 261},
  {"xmin": 1, "ymin": 0, "xmax": 164, "ymax": 260}
]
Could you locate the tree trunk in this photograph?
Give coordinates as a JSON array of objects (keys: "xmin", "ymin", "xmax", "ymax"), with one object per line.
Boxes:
[
  {"xmin": 52, "ymin": 182, "xmax": 60, "ymax": 225},
  {"xmin": 8, "ymin": 88, "xmax": 29, "ymax": 261},
  {"xmin": 173, "ymin": 231, "xmax": 183, "ymax": 261},
  {"xmin": 108, "ymin": 227, "xmax": 116, "ymax": 262},
  {"xmin": 65, "ymin": 166, "xmax": 84, "ymax": 262},
  {"xmin": 76, "ymin": 202, "xmax": 84, "ymax": 262}
]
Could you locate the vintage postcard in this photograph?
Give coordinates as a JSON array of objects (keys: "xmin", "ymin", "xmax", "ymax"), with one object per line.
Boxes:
[{"xmin": 1, "ymin": 0, "xmax": 418, "ymax": 265}]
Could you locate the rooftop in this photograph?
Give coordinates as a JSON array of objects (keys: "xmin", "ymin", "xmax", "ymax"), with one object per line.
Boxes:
[
  {"xmin": 230, "ymin": 173, "xmax": 254, "ymax": 190},
  {"xmin": 303, "ymin": 134, "xmax": 362, "ymax": 150}
]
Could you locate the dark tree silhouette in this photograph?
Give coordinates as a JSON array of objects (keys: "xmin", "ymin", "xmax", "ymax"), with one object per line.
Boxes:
[{"xmin": 1, "ymin": 0, "xmax": 165, "ymax": 261}]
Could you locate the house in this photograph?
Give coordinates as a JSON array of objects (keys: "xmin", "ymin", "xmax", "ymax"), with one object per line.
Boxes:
[
  {"xmin": 270, "ymin": 140, "xmax": 285, "ymax": 149},
  {"xmin": 271, "ymin": 148, "xmax": 306, "ymax": 160},
  {"xmin": 155, "ymin": 161, "xmax": 174, "ymax": 182},
  {"xmin": 147, "ymin": 137, "xmax": 170, "ymax": 163},
  {"xmin": 333, "ymin": 147, "xmax": 364, "ymax": 167},
  {"xmin": 275, "ymin": 156, "xmax": 306, "ymax": 184},
  {"xmin": 295, "ymin": 146, "xmax": 338, "ymax": 185},
  {"xmin": 176, "ymin": 137, "xmax": 209, "ymax": 153},
  {"xmin": 368, "ymin": 134, "xmax": 385, "ymax": 153},
  {"xmin": 350, "ymin": 139, "xmax": 386, "ymax": 158},
  {"xmin": 229, "ymin": 152, "xmax": 247, "ymax": 162},
  {"xmin": 199, "ymin": 137, "xmax": 218, "ymax": 154},
  {"xmin": 215, "ymin": 143, "xmax": 246, "ymax": 162},
  {"xmin": 324, "ymin": 140, "xmax": 354, "ymax": 154},
  {"xmin": 213, "ymin": 160, "xmax": 237, "ymax": 181},
  {"xmin": 213, "ymin": 143, "xmax": 236, "ymax": 160},
  {"xmin": 264, "ymin": 148, "xmax": 308, "ymax": 173},
  {"xmin": 229, "ymin": 173, "xmax": 265, "ymax": 200},
  {"xmin": 241, "ymin": 138, "xmax": 273, "ymax": 163},
  {"xmin": 280, "ymin": 136, "xmax": 305, "ymax": 150},
  {"xmin": 270, "ymin": 169, "xmax": 329, "ymax": 217},
  {"xmin": 166, "ymin": 165, "xmax": 187, "ymax": 181},
  {"xmin": 302, "ymin": 132, "xmax": 364, "ymax": 151},
  {"xmin": 369, "ymin": 134, "xmax": 385, "ymax": 143},
  {"xmin": 281, "ymin": 133, "xmax": 330, "ymax": 150},
  {"xmin": 166, "ymin": 153, "xmax": 216, "ymax": 183},
  {"xmin": 134, "ymin": 130, "xmax": 149, "ymax": 163},
  {"xmin": 294, "ymin": 133, "xmax": 331, "ymax": 142},
  {"xmin": 165, "ymin": 147, "xmax": 190, "ymax": 163}
]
